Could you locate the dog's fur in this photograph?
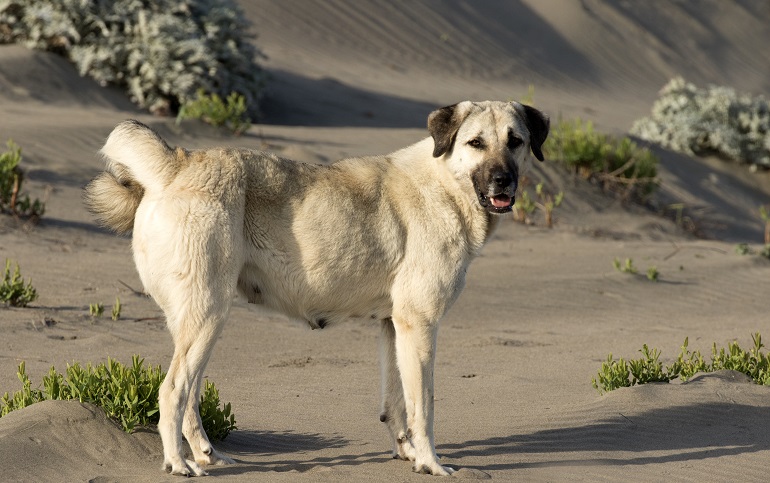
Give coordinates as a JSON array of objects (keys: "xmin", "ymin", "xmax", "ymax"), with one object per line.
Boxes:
[{"xmin": 84, "ymin": 101, "xmax": 549, "ymax": 476}]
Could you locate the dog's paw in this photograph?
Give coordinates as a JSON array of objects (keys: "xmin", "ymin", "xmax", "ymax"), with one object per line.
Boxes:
[
  {"xmin": 413, "ymin": 460, "xmax": 456, "ymax": 476},
  {"xmin": 163, "ymin": 459, "xmax": 208, "ymax": 477},
  {"xmin": 393, "ymin": 438, "xmax": 417, "ymax": 461},
  {"xmin": 196, "ymin": 446, "xmax": 236, "ymax": 466}
]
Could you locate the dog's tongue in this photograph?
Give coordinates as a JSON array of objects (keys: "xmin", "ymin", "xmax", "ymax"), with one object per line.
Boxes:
[{"xmin": 490, "ymin": 195, "xmax": 512, "ymax": 208}]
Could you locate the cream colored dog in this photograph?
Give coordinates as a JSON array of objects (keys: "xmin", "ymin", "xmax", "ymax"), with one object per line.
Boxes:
[{"xmin": 84, "ymin": 101, "xmax": 549, "ymax": 476}]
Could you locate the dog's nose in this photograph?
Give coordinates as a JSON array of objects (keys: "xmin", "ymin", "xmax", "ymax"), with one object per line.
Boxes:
[{"xmin": 492, "ymin": 171, "xmax": 513, "ymax": 188}]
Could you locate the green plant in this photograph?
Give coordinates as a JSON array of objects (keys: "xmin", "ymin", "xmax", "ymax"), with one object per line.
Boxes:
[
  {"xmin": 1, "ymin": 259, "xmax": 38, "ymax": 307},
  {"xmin": 535, "ymin": 182, "xmax": 564, "ymax": 227},
  {"xmin": 628, "ymin": 344, "xmax": 670, "ymax": 385},
  {"xmin": 0, "ymin": 140, "xmax": 45, "ymax": 218},
  {"xmin": 545, "ymin": 118, "xmax": 658, "ymax": 201},
  {"xmin": 760, "ymin": 205, "xmax": 769, "ymax": 245},
  {"xmin": 89, "ymin": 303, "xmax": 104, "ymax": 317},
  {"xmin": 710, "ymin": 334, "xmax": 770, "ymax": 384},
  {"xmin": 0, "ymin": 356, "xmax": 236, "ymax": 439},
  {"xmin": 177, "ymin": 89, "xmax": 251, "ymax": 134},
  {"xmin": 592, "ymin": 354, "xmax": 632, "ymax": 392},
  {"xmin": 646, "ymin": 266, "xmax": 659, "ymax": 282},
  {"xmin": 0, "ymin": 0, "xmax": 265, "ymax": 116},
  {"xmin": 613, "ymin": 257, "xmax": 638, "ymax": 274},
  {"xmin": 735, "ymin": 243, "xmax": 752, "ymax": 255},
  {"xmin": 513, "ymin": 181, "xmax": 564, "ymax": 227},
  {"xmin": 665, "ymin": 337, "xmax": 710, "ymax": 382},
  {"xmin": 199, "ymin": 380, "xmax": 236, "ymax": 441},
  {"xmin": 760, "ymin": 244, "xmax": 770, "ymax": 260},
  {"xmin": 593, "ymin": 333, "xmax": 770, "ymax": 393},
  {"xmin": 632, "ymin": 77, "xmax": 770, "ymax": 168},
  {"xmin": 111, "ymin": 297, "xmax": 121, "ymax": 321},
  {"xmin": 513, "ymin": 189, "xmax": 536, "ymax": 224}
]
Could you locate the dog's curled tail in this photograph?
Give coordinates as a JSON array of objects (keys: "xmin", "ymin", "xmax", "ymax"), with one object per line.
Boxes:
[{"xmin": 83, "ymin": 120, "xmax": 175, "ymax": 234}]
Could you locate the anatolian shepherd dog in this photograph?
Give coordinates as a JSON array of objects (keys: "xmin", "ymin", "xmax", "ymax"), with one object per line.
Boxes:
[{"xmin": 84, "ymin": 101, "xmax": 549, "ymax": 477}]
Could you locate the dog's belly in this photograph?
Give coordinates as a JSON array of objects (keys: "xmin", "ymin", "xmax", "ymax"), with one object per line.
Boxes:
[{"xmin": 238, "ymin": 256, "xmax": 394, "ymax": 328}]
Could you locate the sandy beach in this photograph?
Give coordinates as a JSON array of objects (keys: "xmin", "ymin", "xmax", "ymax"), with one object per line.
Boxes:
[{"xmin": 1, "ymin": 1, "xmax": 769, "ymax": 481}]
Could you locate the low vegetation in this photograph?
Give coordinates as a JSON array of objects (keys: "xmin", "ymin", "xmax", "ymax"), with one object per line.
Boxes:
[
  {"xmin": 0, "ymin": 0, "xmax": 265, "ymax": 116},
  {"xmin": 0, "ymin": 140, "xmax": 45, "ymax": 219},
  {"xmin": 735, "ymin": 242, "xmax": 770, "ymax": 260},
  {"xmin": 0, "ymin": 356, "xmax": 236, "ymax": 440},
  {"xmin": 177, "ymin": 89, "xmax": 251, "ymax": 134},
  {"xmin": 1, "ymin": 259, "xmax": 37, "ymax": 307},
  {"xmin": 646, "ymin": 266, "xmax": 659, "ymax": 282},
  {"xmin": 545, "ymin": 118, "xmax": 659, "ymax": 202},
  {"xmin": 89, "ymin": 302, "xmax": 104, "ymax": 318},
  {"xmin": 632, "ymin": 77, "xmax": 770, "ymax": 169},
  {"xmin": 111, "ymin": 297, "xmax": 122, "ymax": 321},
  {"xmin": 613, "ymin": 257, "xmax": 638, "ymax": 274},
  {"xmin": 513, "ymin": 181, "xmax": 564, "ymax": 227},
  {"xmin": 593, "ymin": 333, "xmax": 770, "ymax": 393},
  {"xmin": 760, "ymin": 204, "xmax": 770, "ymax": 245},
  {"xmin": 612, "ymin": 257, "xmax": 660, "ymax": 281}
]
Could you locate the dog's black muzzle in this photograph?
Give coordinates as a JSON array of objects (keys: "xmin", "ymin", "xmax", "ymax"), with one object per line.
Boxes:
[{"xmin": 472, "ymin": 165, "xmax": 517, "ymax": 214}]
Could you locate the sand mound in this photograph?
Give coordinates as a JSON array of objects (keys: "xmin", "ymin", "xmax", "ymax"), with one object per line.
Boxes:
[
  {"xmin": 0, "ymin": 45, "xmax": 136, "ymax": 111},
  {"xmin": 0, "ymin": 400, "xmax": 161, "ymax": 481}
]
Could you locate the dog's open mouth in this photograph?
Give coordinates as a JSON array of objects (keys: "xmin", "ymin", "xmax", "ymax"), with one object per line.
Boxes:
[{"xmin": 477, "ymin": 191, "xmax": 514, "ymax": 213}]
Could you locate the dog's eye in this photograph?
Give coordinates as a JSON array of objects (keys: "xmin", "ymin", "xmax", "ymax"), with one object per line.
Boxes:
[
  {"xmin": 508, "ymin": 136, "xmax": 523, "ymax": 150},
  {"xmin": 467, "ymin": 138, "xmax": 484, "ymax": 149}
]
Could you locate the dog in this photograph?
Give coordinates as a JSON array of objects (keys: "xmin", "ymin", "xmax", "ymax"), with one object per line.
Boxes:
[{"xmin": 84, "ymin": 101, "xmax": 549, "ymax": 476}]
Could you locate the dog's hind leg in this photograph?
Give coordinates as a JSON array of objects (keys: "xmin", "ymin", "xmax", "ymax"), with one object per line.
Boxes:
[
  {"xmin": 138, "ymin": 202, "xmax": 243, "ymax": 475},
  {"xmin": 391, "ymin": 314, "xmax": 455, "ymax": 476},
  {"xmin": 379, "ymin": 318, "xmax": 417, "ymax": 461},
  {"xmin": 158, "ymin": 328, "xmax": 208, "ymax": 477},
  {"xmin": 159, "ymin": 307, "xmax": 232, "ymax": 476},
  {"xmin": 181, "ymin": 350, "xmax": 236, "ymax": 467}
]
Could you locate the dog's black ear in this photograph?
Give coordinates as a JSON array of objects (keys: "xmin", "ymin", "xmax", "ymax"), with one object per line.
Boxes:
[
  {"xmin": 428, "ymin": 103, "xmax": 464, "ymax": 158},
  {"xmin": 521, "ymin": 104, "xmax": 550, "ymax": 162}
]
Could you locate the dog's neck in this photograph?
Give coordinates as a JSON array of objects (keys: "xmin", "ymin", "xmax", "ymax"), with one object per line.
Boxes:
[{"xmin": 392, "ymin": 137, "xmax": 500, "ymax": 255}]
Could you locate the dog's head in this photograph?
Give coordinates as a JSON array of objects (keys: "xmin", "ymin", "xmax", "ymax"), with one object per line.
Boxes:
[{"xmin": 428, "ymin": 101, "xmax": 549, "ymax": 214}]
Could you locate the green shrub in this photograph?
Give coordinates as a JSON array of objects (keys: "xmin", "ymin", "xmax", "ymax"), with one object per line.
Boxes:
[
  {"xmin": 613, "ymin": 257, "xmax": 638, "ymax": 274},
  {"xmin": 593, "ymin": 333, "xmax": 770, "ymax": 393},
  {"xmin": 111, "ymin": 297, "xmax": 121, "ymax": 321},
  {"xmin": 513, "ymin": 181, "xmax": 563, "ymax": 227},
  {"xmin": 0, "ymin": 0, "xmax": 265, "ymax": 116},
  {"xmin": 0, "ymin": 140, "xmax": 45, "ymax": 218},
  {"xmin": 545, "ymin": 118, "xmax": 658, "ymax": 201},
  {"xmin": 89, "ymin": 302, "xmax": 104, "ymax": 318},
  {"xmin": 632, "ymin": 77, "xmax": 770, "ymax": 168},
  {"xmin": 0, "ymin": 356, "xmax": 236, "ymax": 440},
  {"xmin": 177, "ymin": 89, "xmax": 251, "ymax": 134},
  {"xmin": 734, "ymin": 242, "xmax": 770, "ymax": 260},
  {"xmin": 199, "ymin": 379, "xmax": 236, "ymax": 441},
  {"xmin": 735, "ymin": 243, "xmax": 752, "ymax": 255},
  {"xmin": 646, "ymin": 266, "xmax": 659, "ymax": 282},
  {"xmin": 512, "ymin": 189, "xmax": 536, "ymax": 224},
  {"xmin": 760, "ymin": 204, "xmax": 769, "ymax": 244},
  {"xmin": 1, "ymin": 259, "xmax": 38, "ymax": 307}
]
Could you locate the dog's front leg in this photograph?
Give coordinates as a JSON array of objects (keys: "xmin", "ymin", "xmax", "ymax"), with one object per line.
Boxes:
[
  {"xmin": 391, "ymin": 316, "xmax": 455, "ymax": 476},
  {"xmin": 379, "ymin": 318, "xmax": 417, "ymax": 461}
]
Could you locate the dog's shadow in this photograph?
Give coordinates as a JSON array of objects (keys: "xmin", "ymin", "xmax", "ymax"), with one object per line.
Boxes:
[
  {"xmin": 202, "ymin": 401, "xmax": 770, "ymax": 475},
  {"xmin": 211, "ymin": 430, "xmax": 391, "ymax": 475},
  {"xmin": 438, "ymin": 401, "xmax": 770, "ymax": 471}
]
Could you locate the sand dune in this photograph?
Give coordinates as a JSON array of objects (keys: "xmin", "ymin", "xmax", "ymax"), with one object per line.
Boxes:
[{"xmin": 0, "ymin": 1, "xmax": 769, "ymax": 481}]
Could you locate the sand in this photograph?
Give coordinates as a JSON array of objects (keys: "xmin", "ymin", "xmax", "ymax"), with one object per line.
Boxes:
[{"xmin": 1, "ymin": 1, "xmax": 769, "ymax": 481}]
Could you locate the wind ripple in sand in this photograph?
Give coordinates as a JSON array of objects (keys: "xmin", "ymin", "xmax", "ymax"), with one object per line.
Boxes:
[{"xmin": 439, "ymin": 372, "xmax": 770, "ymax": 481}]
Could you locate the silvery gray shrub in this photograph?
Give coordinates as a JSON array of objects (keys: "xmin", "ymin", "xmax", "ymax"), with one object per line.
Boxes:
[
  {"xmin": 0, "ymin": 0, "xmax": 265, "ymax": 116},
  {"xmin": 631, "ymin": 77, "xmax": 770, "ymax": 168}
]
